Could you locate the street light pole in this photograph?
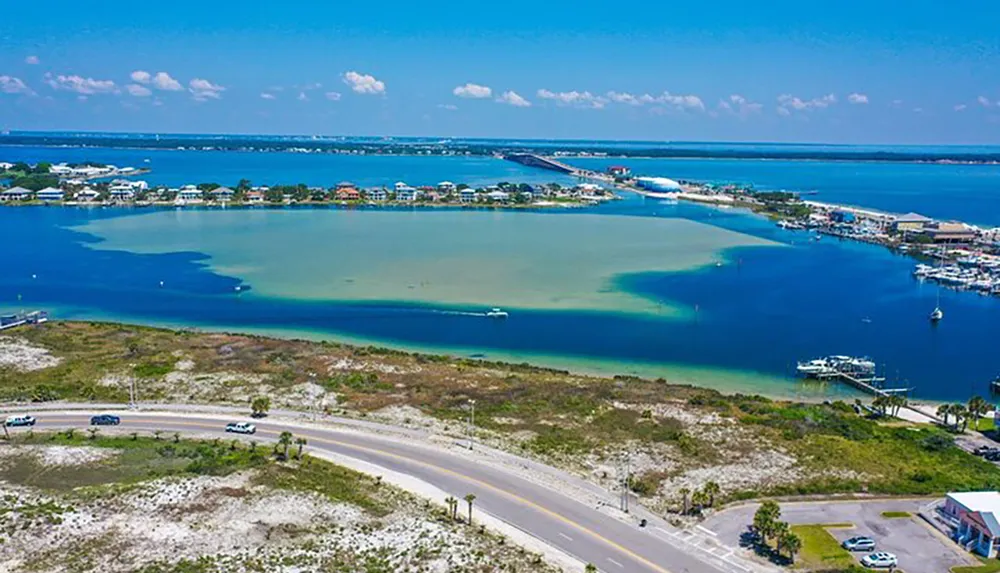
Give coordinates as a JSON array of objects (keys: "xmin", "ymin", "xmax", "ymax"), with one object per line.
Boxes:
[{"xmin": 467, "ymin": 399, "xmax": 476, "ymax": 450}]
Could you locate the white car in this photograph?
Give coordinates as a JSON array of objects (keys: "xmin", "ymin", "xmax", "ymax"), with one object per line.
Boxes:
[
  {"xmin": 225, "ymin": 422, "xmax": 256, "ymax": 435},
  {"xmin": 861, "ymin": 552, "xmax": 897, "ymax": 568},
  {"xmin": 4, "ymin": 415, "xmax": 36, "ymax": 427}
]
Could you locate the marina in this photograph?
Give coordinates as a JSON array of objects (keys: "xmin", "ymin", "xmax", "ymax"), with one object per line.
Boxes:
[
  {"xmin": 0, "ymin": 310, "xmax": 48, "ymax": 331},
  {"xmin": 796, "ymin": 355, "xmax": 912, "ymax": 397}
]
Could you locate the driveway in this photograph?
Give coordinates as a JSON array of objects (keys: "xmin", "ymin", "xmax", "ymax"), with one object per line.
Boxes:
[{"xmin": 702, "ymin": 500, "xmax": 976, "ymax": 573}]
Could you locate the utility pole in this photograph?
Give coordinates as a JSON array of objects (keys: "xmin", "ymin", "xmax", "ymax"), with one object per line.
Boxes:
[
  {"xmin": 467, "ymin": 399, "xmax": 476, "ymax": 450},
  {"xmin": 619, "ymin": 450, "xmax": 631, "ymax": 513},
  {"xmin": 128, "ymin": 378, "xmax": 137, "ymax": 410}
]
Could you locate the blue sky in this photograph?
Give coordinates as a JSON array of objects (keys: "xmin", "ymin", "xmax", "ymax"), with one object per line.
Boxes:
[{"xmin": 1, "ymin": 0, "xmax": 998, "ymax": 143}]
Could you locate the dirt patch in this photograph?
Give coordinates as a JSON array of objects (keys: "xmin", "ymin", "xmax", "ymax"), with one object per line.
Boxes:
[{"xmin": 0, "ymin": 336, "xmax": 61, "ymax": 371}]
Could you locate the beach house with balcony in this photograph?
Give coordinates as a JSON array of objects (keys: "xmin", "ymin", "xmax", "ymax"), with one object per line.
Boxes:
[
  {"xmin": 178, "ymin": 185, "xmax": 203, "ymax": 202},
  {"xmin": 459, "ymin": 188, "xmax": 478, "ymax": 203},
  {"xmin": 211, "ymin": 187, "xmax": 235, "ymax": 202},
  {"xmin": 0, "ymin": 186, "xmax": 32, "ymax": 201},
  {"xmin": 36, "ymin": 187, "xmax": 64, "ymax": 201},
  {"xmin": 944, "ymin": 492, "xmax": 1000, "ymax": 558},
  {"xmin": 366, "ymin": 188, "xmax": 388, "ymax": 202}
]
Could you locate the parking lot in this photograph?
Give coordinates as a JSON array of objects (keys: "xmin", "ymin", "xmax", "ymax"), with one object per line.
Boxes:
[{"xmin": 703, "ymin": 499, "xmax": 977, "ymax": 573}]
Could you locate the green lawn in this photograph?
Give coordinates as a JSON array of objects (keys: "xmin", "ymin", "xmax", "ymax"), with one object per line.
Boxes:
[
  {"xmin": 953, "ymin": 557, "xmax": 1000, "ymax": 573},
  {"xmin": 881, "ymin": 511, "xmax": 911, "ymax": 518},
  {"xmin": 789, "ymin": 524, "xmax": 856, "ymax": 570}
]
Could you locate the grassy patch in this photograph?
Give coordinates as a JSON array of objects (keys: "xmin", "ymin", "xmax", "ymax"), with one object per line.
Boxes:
[
  {"xmin": 1, "ymin": 432, "xmax": 267, "ymax": 491},
  {"xmin": 789, "ymin": 524, "xmax": 856, "ymax": 570},
  {"xmin": 881, "ymin": 511, "xmax": 911, "ymax": 518},
  {"xmin": 953, "ymin": 557, "xmax": 1000, "ymax": 573},
  {"xmin": 254, "ymin": 455, "xmax": 392, "ymax": 516}
]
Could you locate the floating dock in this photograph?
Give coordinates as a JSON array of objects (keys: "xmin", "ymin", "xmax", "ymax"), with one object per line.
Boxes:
[{"xmin": 0, "ymin": 310, "xmax": 49, "ymax": 331}]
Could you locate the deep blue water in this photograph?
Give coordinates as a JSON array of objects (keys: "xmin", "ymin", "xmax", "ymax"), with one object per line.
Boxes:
[
  {"xmin": 4, "ymin": 199, "xmax": 1000, "ymax": 402},
  {"xmin": 569, "ymin": 157, "xmax": 1000, "ymax": 227}
]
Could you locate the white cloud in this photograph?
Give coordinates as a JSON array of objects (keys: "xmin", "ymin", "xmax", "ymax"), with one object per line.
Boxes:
[
  {"xmin": 24, "ymin": 55, "xmax": 39, "ymax": 65},
  {"xmin": 45, "ymin": 73, "xmax": 118, "ymax": 95},
  {"xmin": 891, "ymin": 99, "xmax": 903, "ymax": 107},
  {"xmin": 325, "ymin": 91, "xmax": 342, "ymax": 101},
  {"xmin": 606, "ymin": 91, "xmax": 641, "ymax": 105},
  {"xmin": 777, "ymin": 93, "xmax": 836, "ymax": 115},
  {"xmin": 153, "ymin": 72, "xmax": 183, "ymax": 91},
  {"xmin": 453, "ymin": 83, "xmax": 492, "ymax": 99},
  {"xmin": 847, "ymin": 93, "xmax": 869, "ymax": 104},
  {"xmin": 437, "ymin": 103, "xmax": 458, "ymax": 110},
  {"xmin": 131, "ymin": 70, "xmax": 151, "ymax": 84},
  {"xmin": 342, "ymin": 71, "xmax": 385, "ymax": 95},
  {"xmin": 297, "ymin": 92, "xmax": 308, "ymax": 101},
  {"xmin": 978, "ymin": 95, "xmax": 993, "ymax": 108},
  {"xmin": 954, "ymin": 104, "xmax": 967, "ymax": 112},
  {"xmin": 188, "ymin": 78, "xmax": 225, "ymax": 101},
  {"xmin": 651, "ymin": 92, "xmax": 706, "ymax": 111},
  {"xmin": 719, "ymin": 94, "xmax": 762, "ymax": 116},
  {"xmin": 260, "ymin": 92, "xmax": 276, "ymax": 100},
  {"xmin": 537, "ymin": 89, "xmax": 607, "ymax": 109},
  {"xmin": 496, "ymin": 90, "xmax": 531, "ymax": 107},
  {"xmin": 126, "ymin": 84, "xmax": 152, "ymax": 97},
  {"xmin": 0, "ymin": 76, "xmax": 33, "ymax": 95}
]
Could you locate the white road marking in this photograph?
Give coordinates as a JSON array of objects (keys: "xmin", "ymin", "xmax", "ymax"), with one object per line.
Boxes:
[
  {"xmin": 696, "ymin": 524, "xmax": 718, "ymax": 536},
  {"xmin": 607, "ymin": 557, "xmax": 624, "ymax": 568},
  {"xmin": 558, "ymin": 532, "xmax": 574, "ymax": 541}
]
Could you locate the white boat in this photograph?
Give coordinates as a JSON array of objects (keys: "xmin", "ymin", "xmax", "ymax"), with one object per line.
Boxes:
[
  {"xmin": 486, "ymin": 308, "xmax": 508, "ymax": 319},
  {"xmin": 796, "ymin": 359, "xmax": 836, "ymax": 377},
  {"xmin": 929, "ymin": 307, "xmax": 943, "ymax": 322}
]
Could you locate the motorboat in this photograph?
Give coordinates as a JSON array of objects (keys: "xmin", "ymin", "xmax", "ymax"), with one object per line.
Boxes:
[
  {"xmin": 929, "ymin": 307, "xmax": 943, "ymax": 322},
  {"xmin": 486, "ymin": 308, "xmax": 509, "ymax": 319},
  {"xmin": 796, "ymin": 359, "xmax": 835, "ymax": 378}
]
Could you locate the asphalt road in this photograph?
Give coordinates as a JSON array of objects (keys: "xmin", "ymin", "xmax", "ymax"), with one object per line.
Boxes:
[{"xmin": 6, "ymin": 410, "xmax": 734, "ymax": 573}]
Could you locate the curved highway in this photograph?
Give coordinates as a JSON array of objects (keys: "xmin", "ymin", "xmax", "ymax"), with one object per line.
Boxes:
[{"xmin": 5, "ymin": 410, "xmax": 752, "ymax": 573}]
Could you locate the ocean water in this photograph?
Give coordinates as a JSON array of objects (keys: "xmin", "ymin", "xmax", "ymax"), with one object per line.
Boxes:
[
  {"xmin": 0, "ymin": 146, "xmax": 575, "ymax": 188},
  {"xmin": 569, "ymin": 157, "xmax": 1000, "ymax": 227},
  {"xmin": 3, "ymin": 197, "xmax": 1000, "ymax": 402}
]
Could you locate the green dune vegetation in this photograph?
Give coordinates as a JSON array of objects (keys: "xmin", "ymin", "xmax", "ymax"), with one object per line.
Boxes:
[{"xmin": 4, "ymin": 320, "xmax": 1000, "ymax": 515}]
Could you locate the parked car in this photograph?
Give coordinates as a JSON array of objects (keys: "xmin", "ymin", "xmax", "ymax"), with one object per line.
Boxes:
[
  {"xmin": 861, "ymin": 552, "xmax": 898, "ymax": 568},
  {"xmin": 842, "ymin": 536, "xmax": 876, "ymax": 551},
  {"xmin": 973, "ymin": 445, "xmax": 997, "ymax": 456},
  {"xmin": 225, "ymin": 422, "xmax": 256, "ymax": 435},
  {"xmin": 4, "ymin": 415, "xmax": 36, "ymax": 427},
  {"xmin": 90, "ymin": 414, "xmax": 121, "ymax": 426},
  {"xmin": 986, "ymin": 451, "xmax": 1000, "ymax": 462}
]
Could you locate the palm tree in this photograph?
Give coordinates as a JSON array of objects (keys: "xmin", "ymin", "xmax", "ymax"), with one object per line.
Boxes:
[
  {"xmin": 585, "ymin": 565, "xmax": 598, "ymax": 573},
  {"xmin": 772, "ymin": 521, "xmax": 790, "ymax": 554},
  {"xmin": 890, "ymin": 394, "xmax": 908, "ymax": 417},
  {"xmin": 294, "ymin": 437, "xmax": 307, "ymax": 459},
  {"xmin": 703, "ymin": 481, "xmax": 721, "ymax": 508},
  {"xmin": 464, "ymin": 493, "xmax": 477, "ymax": 525},
  {"xmin": 129, "ymin": 431, "xmax": 138, "ymax": 441},
  {"xmin": 445, "ymin": 496, "xmax": 457, "ymax": 520},
  {"xmin": 691, "ymin": 489, "xmax": 709, "ymax": 513},
  {"xmin": 753, "ymin": 500, "xmax": 781, "ymax": 543},
  {"xmin": 937, "ymin": 403, "xmax": 952, "ymax": 426},
  {"xmin": 173, "ymin": 432, "xmax": 181, "ymax": 444},
  {"xmin": 782, "ymin": 531, "xmax": 802, "ymax": 562},
  {"xmin": 278, "ymin": 431, "xmax": 293, "ymax": 458},
  {"xmin": 64, "ymin": 428, "xmax": 76, "ymax": 440},
  {"xmin": 968, "ymin": 396, "xmax": 990, "ymax": 430},
  {"xmin": 872, "ymin": 395, "xmax": 889, "ymax": 417},
  {"xmin": 153, "ymin": 430, "xmax": 163, "ymax": 441},
  {"xmin": 949, "ymin": 404, "xmax": 969, "ymax": 432},
  {"xmin": 87, "ymin": 427, "xmax": 100, "ymax": 440},
  {"xmin": 679, "ymin": 487, "xmax": 691, "ymax": 515}
]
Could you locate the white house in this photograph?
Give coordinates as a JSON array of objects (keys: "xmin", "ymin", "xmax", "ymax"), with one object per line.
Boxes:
[
  {"xmin": 49, "ymin": 164, "xmax": 74, "ymax": 176},
  {"xmin": 486, "ymin": 190, "xmax": 510, "ymax": 202},
  {"xmin": 437, "ymin": 181, "xmax": 457, "ymax": 193},
  {"xmin": 366, "ymin": 188, "xmax": 388, "ymax": 202},
  {"xmin": 36, "ymin": 187, "xmax": 64, "ymax": 201},
  {"xmin": 211, "ymin": 186, "xmax": 235, "ymax": 201},
  {"xmin": 944, "ymin": 492, "xmax": 1000, "ymax": 558},
  {"xmin": 178, "ymin": 185, "xmax": 203, "ymax": 201},
  {"xmin": 109, "ymin": 182, "xmax": 136, "ymax": 201},
  {"xmin": 396, "ymin": 187, "xmax": 421, "ymax": 201},
  {"xmin": 75, "ymin": 188, "xmax": 100, "ymax": 202},
  {"xmin": 0, "ymin": 186, "xmax": 32, "ymax": 201},
  {"xmin": 394, "ymin": 181, "xmax": 411, "ymax": 192},
  {"xmin": 0, "ymin": 162, "xmax": 14, "ymax": 170},
  {"xmin": 459, "ymin": 188, "xmax": 478, "ymax": 203}
]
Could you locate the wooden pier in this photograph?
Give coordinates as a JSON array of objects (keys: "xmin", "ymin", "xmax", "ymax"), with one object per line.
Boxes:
[{"xmin": 0, "ymin": 311, "xmax": 49, "ymax": 331}]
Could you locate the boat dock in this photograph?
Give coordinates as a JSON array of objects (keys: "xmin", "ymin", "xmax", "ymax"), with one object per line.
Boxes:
[
  {"xmin": 797, "ymin": 355, "xmax": 912, "ymax": 397},
  {"xmin": 0, "ymin": 310, "xmax": 49, "ymax": 331}
]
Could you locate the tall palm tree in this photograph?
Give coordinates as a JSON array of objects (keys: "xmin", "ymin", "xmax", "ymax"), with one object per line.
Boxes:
[
  {"xmin": 445, "ymin": 496, "xmax": 457, "ymax": 520},
  {"xmin": 278, "ymin": 431, "xmax": 293, "ymax": 458},
  {"xmin": 782, "ymin": 531, "xmax": 802, "ymax": 562},
  {"xmin": 464, "ymin": 494, "xmax": 477, "ymax": 525},
  {"xmin": 950, "ymin": 404, "xmax": 969, "ymax": 432},
  {"xmin": 679, "ymin": 487, "xmax": 691, "ymax": 515},
  {"xmin": 968, "ymin": 396, "xmax": 990, "ymax": 430},
  {"xmin": 937, "ymin": 403, "xmax": 951, "ymax": 427},
  {"xmin": 294, "ymin": 437, "xmax": 307, "ymax": 459},
  {"xmin": 703, "ymin": 482, "xmax": 721, "ymax": 508}
]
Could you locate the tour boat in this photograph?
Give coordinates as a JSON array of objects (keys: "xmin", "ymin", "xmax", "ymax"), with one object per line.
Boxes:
[{"xmin": 486, "ymin": 308, "xmax": 509, "ymax": 319}]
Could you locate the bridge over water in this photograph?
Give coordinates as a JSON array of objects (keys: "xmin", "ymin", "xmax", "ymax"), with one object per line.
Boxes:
[{"xmin": 504, "ymin": 153, "xmax": 580, "ymax": 174}]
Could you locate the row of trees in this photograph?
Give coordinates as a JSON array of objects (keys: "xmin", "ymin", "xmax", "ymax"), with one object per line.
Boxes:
[
  {"xmin": 444, "ymin": 494, "xmax": 478, "ymax": 526},
  {"xmin": 752, "ymin": 500, "xmax": 802, "ymax": 563},
  {"xmin": 677, "ymin": 481, "xmax": 721, "ymax": 514},
  {"xmin": 870, "ymin": 394, "xmax": 907, "ymax": 417},
  {"xmin": 936, "ymin": 395, "xmax": 993, "ymax": 432}
]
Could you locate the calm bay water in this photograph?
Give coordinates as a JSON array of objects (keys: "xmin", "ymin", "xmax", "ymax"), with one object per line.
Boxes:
[{"xmin": 3, "ymin": 145, "xmax": 1000, "ymax": 401}]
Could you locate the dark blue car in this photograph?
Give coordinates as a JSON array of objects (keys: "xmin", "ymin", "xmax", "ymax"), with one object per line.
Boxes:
[{"xmin": 90, "ymin": 414, "xmax": 121, "ymax": 426}]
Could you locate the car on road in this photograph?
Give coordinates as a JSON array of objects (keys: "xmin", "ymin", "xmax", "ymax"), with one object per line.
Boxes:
[
  {"xmin": 861, "ymin": 552, "xmax": 898, "ymax": 568},
  {"xmin": 973, "ymin": 445, "xmax": 998, "ymax": 456},
  {"xmin": 986, "ymin": 451, "xmax": 1000, "ymax": 462},
  {"xmin": 90, "ymin": 414, "xmax": 121, "ymax": 426},
  {"xmin": 4, "ymin": 415, "xmax": 36, "ymax": 427},
  {"xmin": 225, "ymin": 422, "xmax": 256, "ymax": 434},
  {"xmin": 842, "ymin": 536, "xmax": 876, "ymax": 551}
]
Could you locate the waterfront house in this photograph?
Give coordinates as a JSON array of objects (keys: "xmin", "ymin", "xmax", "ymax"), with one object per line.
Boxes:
[
  {"xmin": 944, "ymin": 492, "xmax": 1000, "ymax": 558},
  {"xmin": 394, "ymin": 181, "xmax": 411, "ymax": 192},
  {"xmin": 366, "ymin": 188, "xmax": 388, "ymax": 202},
  {"xmin": 0, "ymin": 186, "xmax": 32, "ymax": 201},
  {"xmin": 49, "ymin": 163, "xmax": 74, "ymax": 176},
  {"xmin": 178, "ymin": 185, "xmax": 203, "ymax": 202},
  {"xmin": 396, "ymin": 187, "xmax": 421, "ymax": 201},
  {"xmin": 0, "ymin": 162, "xmax": 13, "ymax": 170},
  {"xmin": 892, "ymin": 212, "xmax": 933, "ymax": 233},
  {"xmin": 459, "ymin": 188, "xmax": 478, "ymax": 203},
  {"xmin": 438, "ymin": 181, "xmax": 457, "ymax": 193},
  {"xmin": 486, "ymin": 190, "xmax": 510, "ymax": 202},
  {"xmin": 75, "ymin": 188, "xmax": 100, "ymax": 202},
  {"xmin": 37, "ymin": 187, "xmax": 64, "ymax": 201},
  {"xmin": 335, "ymin": 187, "xmax": 361, "ymax": 201},
  {"xmin": 212, "ymin": 187, "xmax": 235, "ymax": 201},
  {"xmin": 108, "ymin": 183, "xmax": 136, "ymax": 201},
  {"xmin": 336, "ymin": 181, "xmax": 355, "ymax": 190},
  {"xmin": 246, "ymin": 191, "xmax": 264, "ymax": 204}
]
